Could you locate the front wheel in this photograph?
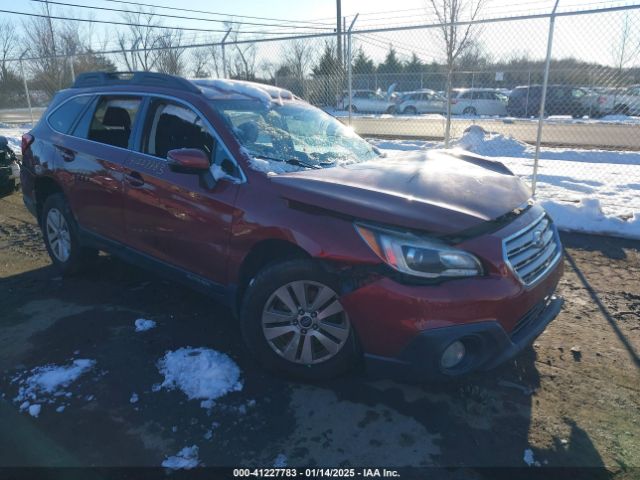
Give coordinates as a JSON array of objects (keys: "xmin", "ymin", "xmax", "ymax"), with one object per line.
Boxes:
[
  {"xmin": 463, "ymin": 106, "xmax": 477, "ymax": 115},
  {"xmin": 41, "ymin": 193, "xmax": 97, "ymax": 275},
  {"xmin": 240, "ymin": 259, "xmax": 358, "ymax": 380}
]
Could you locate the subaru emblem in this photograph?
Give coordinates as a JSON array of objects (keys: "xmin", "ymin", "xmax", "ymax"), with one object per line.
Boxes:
[{"xmin": 532, "ymin": 229, "xmax": 545, "ymax": 249}]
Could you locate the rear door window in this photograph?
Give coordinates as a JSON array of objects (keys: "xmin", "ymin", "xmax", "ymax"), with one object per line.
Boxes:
[
  {"xmin": 88, "ymin": 96, "xmax": 142, "ymax": 149},
  {"xmin": 48, "ymin": 95, "xmax": 93, "ymax": 134}
]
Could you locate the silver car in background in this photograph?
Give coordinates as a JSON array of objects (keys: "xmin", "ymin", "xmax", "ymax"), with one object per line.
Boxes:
[
  {"xmin": 396, "ymin": 89, "xmax": 446, "ymax": 114},
  {"xmin": 339, "ymin": 89, "xmax": 397, "ymax": 113},
  {"xmin": 450, "ymin": 88, "xmax": 509, "ymax": 116}
]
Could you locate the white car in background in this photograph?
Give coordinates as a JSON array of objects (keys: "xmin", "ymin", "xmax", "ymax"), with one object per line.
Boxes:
[
  {"xmin": 587, "ymin": 85, "xmax": 640, "ymax": 117},
  {"xmin": 450, "ymin": 88, "xmax": 508, "ymax": 116},
  {"xmin": 396, "ymin": 89, "xmax": 446, "ymax": 114},
  {"xmin": 340, "ymin": 89, "xmax": 397, "ymax": 113}
]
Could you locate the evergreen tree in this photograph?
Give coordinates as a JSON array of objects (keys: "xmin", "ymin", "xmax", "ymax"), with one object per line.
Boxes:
[
  {"xmin": 312, "ymin": 41, "xmax": 342, "ymax": 77},
  {"xmin": 377, "ymin": 45, "xmax": 403, "ymax": 74},
  {"xmin": 352, "ymin": 47, "xmax": 375, "ymax": 74},
  {"xmin": 404, "ymin": 53, "xmax": 424, "ymax": 73}
]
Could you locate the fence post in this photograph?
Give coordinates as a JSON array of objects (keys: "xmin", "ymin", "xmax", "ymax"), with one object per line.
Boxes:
[
  {"xmin": 19, "ymin": 49, "xmax": 34, "ymax": 125},
  {"xmin": 525, "ymin": 70, "xmax": 531, "ymax": 117},
  {"xmin": 444, "ymin": 69, "xmax": 452, "ymax": 148},
  {"xmin": 69, "ymin": 55, "xmax": 76, "ymax": 83},
  {"xmin": 221, "ymin": 28, "xmax": 231, "ymax": 79},
  {"xmin": 532, "ymin": 0, "xmax": 560, "ymax": 196},
  {"xmin": 347, "ymin": 14, "xmax": 359, "ymax": 126}
]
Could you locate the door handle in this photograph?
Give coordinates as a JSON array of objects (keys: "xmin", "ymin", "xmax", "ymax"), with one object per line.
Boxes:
[{"xmin": 125, "ymin": 170, "xmax": 145, "ymax": 187}]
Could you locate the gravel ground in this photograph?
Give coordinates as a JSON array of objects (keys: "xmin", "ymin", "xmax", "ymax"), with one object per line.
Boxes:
[{"xmin": 0, "ymin": 191, "xmax": 638, "ymax": 477}]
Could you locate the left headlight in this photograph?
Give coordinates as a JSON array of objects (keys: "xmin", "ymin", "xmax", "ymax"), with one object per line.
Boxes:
[{"xmin": 355, "ymin": 223, "xmax": 483, "ymax": 279}]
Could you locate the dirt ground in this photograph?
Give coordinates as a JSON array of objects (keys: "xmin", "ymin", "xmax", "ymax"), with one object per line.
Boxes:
[{"xmin": 0, "ymin": 190, "xmax": 639, "ymax": 478}]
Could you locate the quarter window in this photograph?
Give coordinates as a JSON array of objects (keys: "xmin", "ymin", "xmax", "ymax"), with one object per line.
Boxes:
[
  {"xmin": 88, "ymin": 96, "xmax": 141, "ymax": 149},
  {"xmin": 48, "ymin": 95, "xmax": 93, "ymax": 134}
]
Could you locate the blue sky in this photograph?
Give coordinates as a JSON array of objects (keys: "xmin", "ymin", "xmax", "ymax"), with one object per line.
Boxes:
[{"xmin": 0, "ymin": 0, "xmax": 637, "ymax": 68}]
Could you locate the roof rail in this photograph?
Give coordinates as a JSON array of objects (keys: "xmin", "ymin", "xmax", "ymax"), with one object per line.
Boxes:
[{"xmin": 72, "ymin": 71, "xmax": 201, "ymax": 94}]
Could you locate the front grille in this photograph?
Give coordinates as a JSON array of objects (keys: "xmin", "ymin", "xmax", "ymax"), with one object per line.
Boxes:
[{"xmin": 504, "ymin": 213, "xmax": 562, "ymax": 287}]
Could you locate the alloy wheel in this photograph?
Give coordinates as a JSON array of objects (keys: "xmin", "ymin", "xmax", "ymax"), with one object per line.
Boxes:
[
  {"xmin": 45, "ymin": 208, "xmax": 71, "ymax": 262},
  {"xmin": 261, "ymin": 280, "xmax": 350, "ymax": 365}
]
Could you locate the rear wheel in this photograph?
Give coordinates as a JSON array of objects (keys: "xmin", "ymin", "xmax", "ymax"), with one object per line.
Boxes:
[
  {"xmin": 463, "ymin": 106, "xmax": 477, "ymax": 116},
  {"xmin": 41, "ymin": 194, "xmax": 97, "ymax": 275},
  {"xmin": 403, "ymin": 106, "xmax": 417, "ymax": 115},
  {"xmin": 240, "ymin": 259, "xmax": 357, "ymax": 380}
]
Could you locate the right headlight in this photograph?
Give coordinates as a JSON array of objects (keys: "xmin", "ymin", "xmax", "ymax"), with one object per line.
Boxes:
[{"xmin": 355, "ymin": 223, "xmax": 483, "ymax": 279}]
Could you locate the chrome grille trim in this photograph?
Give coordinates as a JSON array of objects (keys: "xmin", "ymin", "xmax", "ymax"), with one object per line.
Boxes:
[{"xmin": 503, "ymin": 213, "xmax": 562, "ymax": 287}]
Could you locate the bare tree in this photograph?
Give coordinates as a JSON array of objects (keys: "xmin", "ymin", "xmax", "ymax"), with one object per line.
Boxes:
[
  {"xmin": 117, "ymin": 10, "xmax": 162, "ymax": 72},
  {"xmin": 208, "ymin": 42, "xmax": 223, "ymax": 78},
  {"xmin": 0, "ymin": 21, "xmax": 16, "ymax": 84},
  {"xmin": 284, "ymin": 40, "xmax": 312, "ymax": 97},
  {"xmin": 191, "ymin": 47, "xmax": 211, "ymax": 78},
  {"xmin": 225, "ymin": 24, "xmax": 256, "ymax": 80},
  {"xmin": 21, "ymin": 3, "xmax": 72, "ymax": 95},
  {"xmin": 611, "ymin": 13, "xmax": 639, "ymax": 84},
  {"xmin": 155, "ymin": 29, "xmax": 186, "ymax": 75},
  {"xmin": 427, "ymin": 0, "xmax": 485, "ymax": 145}
]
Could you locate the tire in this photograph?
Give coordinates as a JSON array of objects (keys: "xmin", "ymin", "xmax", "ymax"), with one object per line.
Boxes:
[
  {"xmin": 41, "ymin": 193, "xmax": 97, "ymax": 276},
  {"xmin": 385, "ymin": 106, "xmax": 396, "ymax": 114},
  {"xmin": 614, "ymin": 104, "xmax": 629, "ymax": 115},
  {"xmin": 240, "ymin": 259, "xmax": 358, "ymax": 380},
  {"xmin": 349, "ymin": 105, "xmax": 358, "ymax": 113},
  {"xmin": 403, "ymin": 106, "xmax": 417, "ymax": 115},
  {"xmin": 463, "ymin": 106, "xmax": 477, "ymax": 116}
]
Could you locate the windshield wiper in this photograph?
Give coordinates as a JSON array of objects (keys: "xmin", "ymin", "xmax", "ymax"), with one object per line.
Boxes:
[{"xmin": 251, "ymin": 153, "xmax": 321, "ymax": 170}]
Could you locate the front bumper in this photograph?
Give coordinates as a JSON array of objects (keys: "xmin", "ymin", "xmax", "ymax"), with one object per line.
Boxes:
[{"xmin": 363, "ymin": 294, "xmax": 563, "ymax": 381}]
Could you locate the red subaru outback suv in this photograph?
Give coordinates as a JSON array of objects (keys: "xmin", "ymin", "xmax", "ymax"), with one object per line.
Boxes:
[{"xmin": 20, "ymin": 72, "xmax": 563, "ymax": 380}]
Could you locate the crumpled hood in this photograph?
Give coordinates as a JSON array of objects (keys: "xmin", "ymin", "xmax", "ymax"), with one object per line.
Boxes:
[{"xmin": 271, "ymin": 150, "xmax": 531, "ymax": 235}]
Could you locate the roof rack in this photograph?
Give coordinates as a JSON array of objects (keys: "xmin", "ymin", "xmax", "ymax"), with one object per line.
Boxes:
[{"xmin": 72, "ymin": 71, "xmax": 201, "ymax": 94}]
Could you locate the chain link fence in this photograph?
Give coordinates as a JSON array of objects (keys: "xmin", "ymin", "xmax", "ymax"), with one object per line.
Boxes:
[{"xmin": 1, "ymin": 3, "xmax": 639, "ymax": 222}]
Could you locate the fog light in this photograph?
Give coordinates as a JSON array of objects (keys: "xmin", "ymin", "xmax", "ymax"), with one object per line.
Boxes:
[{"xmin": 441, "ymin": 340, "xmax": 466, "ymax": 369}]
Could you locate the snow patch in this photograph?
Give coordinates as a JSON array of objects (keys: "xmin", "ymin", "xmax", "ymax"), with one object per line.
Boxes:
[
  {"xmin": 13, "ymin": 359, "xmax": 96, "ymax": 415},
  {"xmin": 196, "ymin": 79, "xmax": 273, "ymax": 104},
  {"xmin": 523, "ymin": 448, "xmax": 540, "ymax": 467},
  {"xmin": 162, "ymin": 445, "xmax": 200, "ymax": 470},
  {"xmin": 156, "ymin": 347, "xmax": 243, "ymax": 406},
  {"xmin": 134, "ymin": 318, "xmax": 156, "ymax": 332},
  {"xmin": 540, "ymin": 198, "xmax": 640, "ymax": 238},
  {"xmin": 28, "ymin": 404, "xmax": 41, "ymax": 417}
]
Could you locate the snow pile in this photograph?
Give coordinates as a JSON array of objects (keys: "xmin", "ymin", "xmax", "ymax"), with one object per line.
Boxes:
[
  {"xmin": 162, "ymin": 445, "xmax": 200, "ymax": 470},
  {"xmin": 453, "ymin": 125, "xmax": 529, "ymax": 157},
  {"xmin": 13, "ymin": 359, "xmax": 96, "ymax": 416},
  {"xmin": 134, "ymin": 318, "xmax": 156, "ymax": 332},
  {"xmin": 540, "ymin": 198, "xmax": 640, "ymax": 238},
  {"xmin": 156, "ymin": 347, "xmax": 243, "ymax": 406}
]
